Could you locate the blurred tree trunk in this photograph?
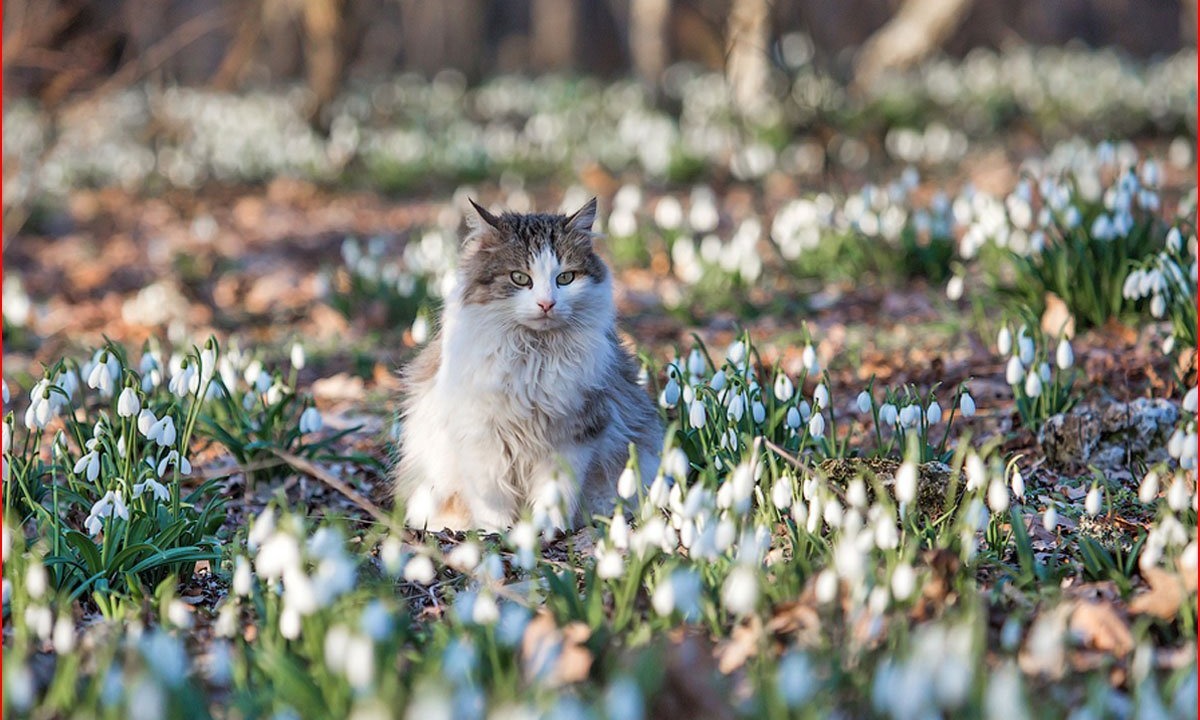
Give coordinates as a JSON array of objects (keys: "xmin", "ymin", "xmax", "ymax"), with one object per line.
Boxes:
[
  {"xmin": 212, "ymin": 0, "xmax": 262, "ymax": 90},
  {"xmin": 302, "ymin": 0, "xmax": 345, "ymax": 132},
  {"xmin": 853, "ymin": 0, "xmax": 974, "ymax": 91},
  {"xmin": 725, "ymin": 0, "xmax": 769, "ymax": 116},
  {"xmin": 531, "ymin": 0, "xmax": 576, "ymax": 71},
  {"xmin": 398, "ymin": 0, "xmax": 485, "ymax": 80},
  {"xmin": 629, "ymin": 0, "xmax": 670, "ymax": 89}
]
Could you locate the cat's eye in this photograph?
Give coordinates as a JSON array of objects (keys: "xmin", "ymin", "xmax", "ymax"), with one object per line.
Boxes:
[
  {"xmin": 510, "ymin": 271, "xmax": 532, "ymax": 288},
  {"xmin": 556, "ymin": 271, "xmax": 576, "ymax": 286}
]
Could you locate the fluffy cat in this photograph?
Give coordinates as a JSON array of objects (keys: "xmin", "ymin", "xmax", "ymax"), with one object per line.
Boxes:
[{"xmin": 394, "ymin": 198, "xmax": 662, "ymax": 531}]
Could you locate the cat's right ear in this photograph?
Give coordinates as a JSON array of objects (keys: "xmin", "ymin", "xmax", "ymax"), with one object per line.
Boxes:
[{"xmin": 467, "ymin": 199, "xmax": 502, "ymax": 232}]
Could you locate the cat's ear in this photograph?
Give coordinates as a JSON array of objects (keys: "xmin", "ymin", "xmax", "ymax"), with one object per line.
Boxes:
[
  {"xmin": 564, "ymin": 197, "xmax": 598, "ymax": 234},
  {"xmin": 467, "ymin": 198, "xmax": 502, "ymax": 232}
]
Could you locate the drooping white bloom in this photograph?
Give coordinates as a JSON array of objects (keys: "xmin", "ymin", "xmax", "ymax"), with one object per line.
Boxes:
[
  {"xmin": 959, "ymin": 392, "xmax": 976, "ymax": 417},
  {"xmin": 1017, "ymin": 335, "xmax": 1035, "ymax": 366},
  {"xmin": 771, "ymin": 475, "xmax": 793, "ymax": 510},
  {"xmin": 946, "ymin": 276, "xmax": 964, "ymax": 301},
  {"xmin": 148, "ymin": 416, "xmax": 177, "ymax": 448},
  {"xmin": 890, "ymin": 563, "xmax": 915, "ymax": 601},
  {"xmin": 1055, "ymin": 338, "xmax": 1074, "ymax": 369},
  {"xmin": 1139, "ymin": 470, "xmax": 1160, "ymax": 504},
  {"xmin": 686, "ymin": 349, "xmax": 706, "ymax": 377},
  {"xmin": 856, "ymin": 391, "xmax": 871, "ymax": 414},
  {"xmin": 616, "ymin": 466, "xmax": 638, "ymax": 499},
  {"xmin": 1150, "ymin": 294, "xmax": 1166, "ymax": 318},
  {"xmin": 1010, "ymin": 468, "xmax": 1025, "ymax": 501},
  {"xmin": 807, "ymin": 412, "xmax": 825, "ymax": 439},
  {"xmin": 773, "ymin": 372, "xmax": 794, "ymax": 402},
  {"xmin": 726, "ymin": 392, "xmax": 745, "ymax": 422},
  {"xmin": 1005, "ymin": 356, "xmax": 1026, "ymax": 385},
  {"xmin": 895, "ymin": 461, "xmax": 917, "ymax": 505},
  {"xmin": 472, "ymin": 591, "xmax": 499, "ymax": 625},
  {"xmin": 721, "ymin": 566, "xmax": 759, "ymax": 616},
  {"xmin": 751, "ymin": 401, "xmax": 766, "ymax": 424},
  {"xmin": 879, "ymin": 403, "xmax": 898, "ymax": 426},
  {"xmin": 1042, "ymin": 504, "xmax": 1058, "ymax": 531},
  {"xmin": 85, "ymin": 490, "xmax": 129, "ymax": 535},
  {"xmin": 987, "ymin": 477, "xmax": 1010, "ymax": 514},
  {"xmin": 117, "ymin": 387, "xmax": 141, "ymax": 418},
  {"xmin": 726, "ymin": 340, "xmax": 746, "ymax": 367},
  {"xmin": 801, "ymin": 344, "xmax": 819, "ymax": 375},
  {"xmin": 813, "ymin": 384, "xmax": 829, "ymax": 410},
  {"xmin": 73, "ymin": 450, "xmax": 101, "ymax": 483},
  {"xmin": 233, "ymin": 556, "xmax": 253, "ymax": 596},
  {"xmin": 1024, "ymin": 371, "xmax": 1043, "ymax": 398},
  {"xmin": 1085, "ymin": 485, "xmax": 1103, "ymax": 516},
  {"xmin": 660, "ymin": 377, "xmax": 681, "ymax": 407},
  {"xmin": 403, "ymin": 555, "xmax": 436, "ymax": 584},
  {"xmin": 290, "ymin": 343, "xmax": 307, "ymax": 370},
  {"xmin": 1184, "ymin": 387, "xmax": 1198, "ymax": 414},
  {"xmin": 299, "ymin": 407, "xmax": 323, "ymax": 434},
  {"xmin": 133, "ymin": 478, "xmax": 170, "ymax": 502},
  {"xmin": 814, "ymin": 569, "xmax": 838, "ymax": 604},
  {"xmin": 785, "ymin": 406, "xmax": 801, "ymax": 429},
  {"xmin": 997, "ymin": 326, "xmax": 1012, "ymax": 355},
  {"xmin": 156, "ymin": 450, "xmax": 192, "ymax": 478},
  {"xmin": 1167, "ymin": 474, "xmax": 1190, "ymax": 512},
  {"xmin": 710, "ymin": 370, "xmax": 727, "ymax": 392},
  {"xmin": 926, "ymin": 401, "xmax": 942, "ymax": 426},
  {"xmin": 688, "ymin": 400, "xmax": 707, "ymax": 429}
]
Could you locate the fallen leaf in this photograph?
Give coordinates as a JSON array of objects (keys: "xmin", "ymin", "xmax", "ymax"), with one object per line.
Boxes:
[
  {"xmin": 1069, "ymin": 600, "xmax": 1134, "ymax": 656},
  {"xmin": 1041, "ymin": 293, "xmax": 1075, "ymax": 338},
  {"xmin": 1129, "ymin": 566, "xmax": 1187, "ymax": 620},
  {"xmin": 714, "ymin": 616, "xmax": 761, "ymax": 674},
  {"xmin": 520, "ymin": 611, "xmax": 593, "ymax": 686}
]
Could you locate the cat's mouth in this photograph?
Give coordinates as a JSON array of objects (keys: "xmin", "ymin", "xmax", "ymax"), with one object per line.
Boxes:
[{"xmin": 520, "ymin": 314, "xmax": 566, "ymax": 331}]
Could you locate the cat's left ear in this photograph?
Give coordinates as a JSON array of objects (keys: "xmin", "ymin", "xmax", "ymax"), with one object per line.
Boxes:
[{"xmin": 564, "ymin": 197, "xmax": 598, "ymax": 234}]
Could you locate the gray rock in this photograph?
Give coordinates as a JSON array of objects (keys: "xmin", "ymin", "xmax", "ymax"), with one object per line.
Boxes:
[{"xmin": 1038, "ymin": 398, "xmax": 1179, "ymax": 480}]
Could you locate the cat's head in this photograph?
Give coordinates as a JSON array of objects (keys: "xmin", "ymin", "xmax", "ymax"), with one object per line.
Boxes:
[{"xmin": 458, "ymin": 198, "xmax": 611, "ymax": 332}]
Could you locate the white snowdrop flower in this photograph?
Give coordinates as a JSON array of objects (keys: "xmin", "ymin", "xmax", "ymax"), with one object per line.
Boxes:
[
  {"xmin": 771, "ymin": 475, "xmax": 793, "ymax": 510},
  {"xmin": 688, "ymin": 400, "xmax": 707, "ymax": 429},
  {"xmin": 1085, "ymin": 485, "xmax": 1103, "ymax": 517},
  {"xmin": 664, "ymin": 448, "xmax": 689, "ymax": 481},
  {"xmin": 168, "ymin": 363, "xmax": 197, "ymax": 398},
  {"xmin": 1024, "ymin": 371, "xmax": 1043, "ymax": 398},
  {"xmin": 1056, "ymin": 338, "xmax": 1074, "ymax": 370},
  {"xmin": 299, "ymin": 407, "xmax": 323, "ymax": 434},
  {"xmin": 1150, "ymin": 294, "xmax": 1166, "ymax": 318},
  {"xmin": 1184, "ymin": 387, "xmax": 1198, "ymax": 414},
  {"xmin": 856, "ymin": 391, "xmax": 871, "ymax": 414},
  {"xmin": 137, "ymin": 409, "xmax": 157, "ymax": 437},
  {"xmin": 751, "ymin": 401, "xmax": 766, "ymax": 424},
  {"xmin": 790, "ymin": 500, "xmax": 808, "ymax": 528},
  {"xmin": 1168, "ymin": 428, "xmax": 1186, "ymax": 458},
  {"xmin": 890, "ymin": 563, "xmax": 915, "ymax": 601},
  {"xmin": 655, "ymin": 196, "xmax": 684, "ymax": 230},
  {"xmin": 895, "ymin": 461, "xmax": 917, "ymax": 505},
  {"xmin": 710, "ymin": 370, "xmax": 727, "ymax": 392},
  {"xmin": 73, "ymin": 450, "xmax": 101, "ymax": 483},
  {"xmin": 798, "ymin": 400, "xmax": 812, "ymax": 421},
  {"xmin": 403, "ymin": 554, "xmax": 436, "ymax": 584},
  {"xmin": 53, "ymin": 614, "xmax": 76, "ymax": 654},
  {"xmin": 846, "ymin": 479, "xmax": 867, "ymax": 509},
  {"xmin": 149, "ymin": 416, "xmax": 176, "ymax": 448},
  {"xmin": 898, "ymin": 404, "xmax": 919, "ymax": 428},
  {"xmin": 1005, "ymin": 356, "xmax": 1026, "ymax": 385},
  {"xmin": 773, "ymin": 372, "xmax": 794, "ymax": 402},
  {"xmin": 472, "ymin": 591, "xmax": 499, "ymax": 625},
  {"xmin": 726, "ymin": 392, "xmax": 745, "ymax": 422},
  {"xmin": 687, "ymin": 349, "xmax": 706, "ymax": 377},
  {"xmin": 879, "ymin": 403, "xmax": 898, "ymax": 426},
  {"xmin": 726, "ymin": 341, "xmax": 746, "ymax": 367},
  {"xmin": 987, "ymin": 477, "xmax": 1010, "ymax": 514},
  {"xmin": 133, "ymin": 478, "xmax": 170, "ymax": 502},
  {"xmin": 1164, "ymin": 226, "xmax": 1183, "ymax": 253},
  {"xmin": 616, "ymin": 466, "xmax": 638, "ymax": 499},
  {"xmin": 26, "ymin": 563, "xmax": 47, "ymax": 599},
  {"xmin": 873, "ymin": 514, "xmax": 899, "ymax": 550},
  {"xmin": 117, "ymin": 387, "xmax": 141, "ymax": 418},
  {"xmin": 86, "ymin": 358, "xmax": 115, "ymax": 396},
  {"xmin": 1042, "ymin": 504, "xmax": 1058, "ymax": 532},
  {"xmin": 1, "ymin": 379, "xmax": 8, "ymax": 406},
  {"xmin": 167, "ymin": 600, "xmax": 193, "ymax": 629},
  {"xmin": 997, "ymin": 326, "xmax": 1013, "ymax": 355},
  {"xmin": 232, "ymin": 556, "xmax": 253, "ymax": 596},
  {"xmin": 447, "ymin": 541, "xmax": 481, "ymax": 573},
  {"xmin": 822, "ymin": 499, "xmax": 844, "ymax": 531},
  {"xmin": 813, "ymin": 384, "xmax": 829, "ymax": 410},
  {"xmin": 280, "ymin": 607, "xmax": 302, "ymax": 640},
  {"xmin": 660, "ymin": 377, "xmax": 681, "ymax": 408},
  {"xmin": 959, "ymin": 392, "xmax": 976, "ymax": 417},
  {"xmin": 808, "ymin": 412, "xmax": 825, "ymax": 439},
  {"xmin": 1017, "ymin": 335, "xmax": 1035, "ymax": 367},
  {"xmin": 609, "ymin": 513, "xmax": 630, "ymax": 550},
  {"xmin": 290, "ymin": 343, "xmax": 306, "ymax": 370},
  {"xmin": 814, "ymin": 569, "xmax": 838, "ymax": 604},
  {"xmin": 1063, "ymin": 206, "xmax": 1081, "ymax": 229},
  {"xmin": 1010, "ymin": 468, "xmax": 1026, "ymax": 501},
  {"xmin": 926, "ymin": 401, "xmax": 942, "ymax": 426},
  {"xmin": 785, "ymin": 406, "xmax": 801, "ymax": 429},
  {"xmin": 1090, "ymin": 213, "xmax": 1115, "ymax": 240},
  {"xmin": 255, "ymin": 532, "xmax": 300, "ymax": 580},
  {"xmin": 1139, "ymin": 470, "xmax": 1160, "ymax": 504},
  {"xmin": 946, "ymin": 276, "xmax": 964, "ymax": 301},
  {"xmin": 721, "ymin": 566, "xmax": 759, "ymax": 616},
  {"xmin": 801, "ymin": 344, "xmax": 819, "ymax": 375},
  {"xmin": 964, "ymin": 453, "xmax": 987, "ymax": 491},
  {"xmin": 156, "ymin": 450, "xmax": 191, "ymax": 478},
  {"xmin": 1167, "ymin": 474, "xmax": 1189, "ymax": 512},
  {"xmin": 596, "ymin": 548, "xmax": 625, "ymax": 580}
]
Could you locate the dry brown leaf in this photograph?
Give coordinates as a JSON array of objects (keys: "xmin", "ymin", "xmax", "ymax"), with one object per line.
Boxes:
[
  {"xmin": 520, "ymin": 611, "xmax": 593, "ymax": 686},
  {"xmin": 1041, "ymin": 293, "xmax": 1075, "ymax": 339},
  {"xmin": 765, "ymin": 601, "xmax": 822, "ymax": 647},
  {"xmin": 1129, "ymin": 566, "xmax": 1187, "ymax": 620},
  {"xmin": 714, "ymin": 616, "xmax": 761, "ymax": 674},
  {"xmin": 1069, "ymin": 601, "xmax": 1134, "ymax": 656}
]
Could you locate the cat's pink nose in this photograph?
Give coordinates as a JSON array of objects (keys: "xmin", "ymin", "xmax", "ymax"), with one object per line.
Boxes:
[{"xmin": 537, "ymin": 299, "xmax": 556, "ymax": 313}]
